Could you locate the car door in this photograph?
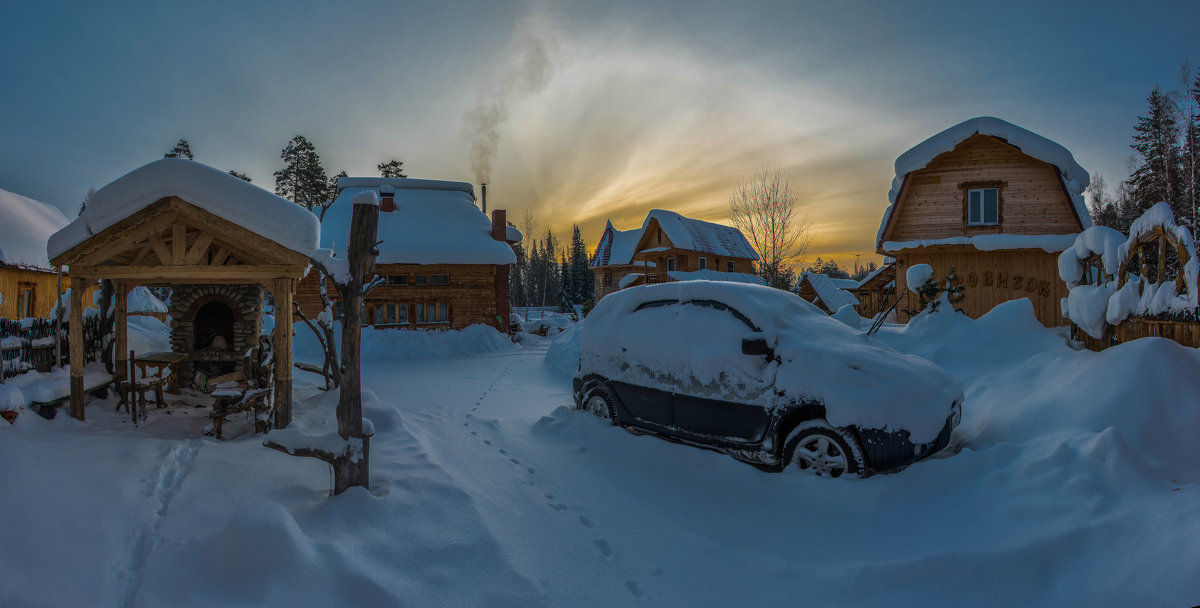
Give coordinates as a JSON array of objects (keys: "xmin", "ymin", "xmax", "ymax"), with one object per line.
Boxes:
[
  {"xmin": 668, "ymin": 300, "xmax": 774, "ymax": 443},
  {"xmin": 605, "ymin": 299, "xmax": 679, "ymax": 428}
]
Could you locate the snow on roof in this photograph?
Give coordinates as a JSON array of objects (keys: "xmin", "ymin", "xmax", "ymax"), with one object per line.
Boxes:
[
  {"xmin": 667, "ymin": 269, "xmax": 766, "ymax": 285},
  {"xmin": 48, "ymin": 159, "xmax": 319, "ymax": 261},
  {"xmin": 590, "ymin": 221, "xmax": 645, "ymax": 267},
  {"xmin": 881, "ymin": 234, "xmax": 1078, "ymax": 254},
  {"xmin": 644, "ymin": 210, "xmax": 759, "ymax": 260},
  {"xmin": 854, "ymin": 264, "xmax": 890, "ymax": 289},
  {"xmin": 0, "ymin": 188, "xmax": 69, "ymax": 269},
  {"xmin": 797, "ymin": 272, "xmax": 859, "ymax": 311},
  {"xmin": 322, "ymin": 178, "xmax": 515, "ymax": 265},
  {"xmin": 126, "ymin": 286, "xmax": 167, "ymax": 313},
  {"xmin": 876, "ymin": 117, "xmax": 1092, "ymax": 249}
]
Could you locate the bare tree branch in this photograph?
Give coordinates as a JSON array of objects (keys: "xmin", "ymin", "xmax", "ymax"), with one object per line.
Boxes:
[{"xmin": 728, "ymin": 165, "xmax": 812, "ymax": 290}]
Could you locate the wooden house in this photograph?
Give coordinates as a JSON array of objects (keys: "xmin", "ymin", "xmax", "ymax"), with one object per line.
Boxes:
[
  {"xmin": 0, "ymin": 188, "xmax": 75, "ymax": 319},
  {"xmin": 48, "ymin": 159, "xmax": 319, "ymax": 424},
  {"xmin": 297, "ymin": 178, "xmax": 520, "ymax": 333},
  {"xmin": 875, "ymin": 117, "xmax": 1090, "ymax": 326},
  {"xmin": 851, "ymin": 262, "xmax": 896, "ymax": 318},
  {"xmin": 795, "ymin": 272, "xmax": 860, "ymax": 314},
  {"xmin": 591, "ymin": 209, "xmax": 761, "ymax": 299}
]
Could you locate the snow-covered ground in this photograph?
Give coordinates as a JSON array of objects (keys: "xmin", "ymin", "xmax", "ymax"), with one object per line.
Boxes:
[{"xmin": 2, "ymin": 304, "xmax": 1198, "ymax": 606}]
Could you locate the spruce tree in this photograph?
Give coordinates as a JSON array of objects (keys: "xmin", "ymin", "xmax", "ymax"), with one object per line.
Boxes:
[
  {"xmin": 1128, "ymin": 86, "xmax": 1184, "ymax": 218},
  {"xmin": 164, "ymin": 139, "xmax": 194, "ymax": 160},
  {"xmin": 377, "ymin": 160, "xmax": 407, "ymax": 178},
  {"xmin": 558, "ymin": 255, "xmax": 573, "ymax": 312},
  {"xmin": 543, "ymin": 230, "xmax": 560, "ymax": 308},
  {"xmin": 568, "ymin": 225, "xmax": 591, "ymax": 304},
  {"xmin": 228, "ymin": 170, "xmax": 252, "ymax": 182},
  {"xmin": 274, "ymin": 135, "xmax": 330, "ymax": 212}
]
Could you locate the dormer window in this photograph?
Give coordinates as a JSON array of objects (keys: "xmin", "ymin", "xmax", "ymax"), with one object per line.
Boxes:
[{"xmin": 967, "ymin": 188, "xmax": 999, "ymax": 226}]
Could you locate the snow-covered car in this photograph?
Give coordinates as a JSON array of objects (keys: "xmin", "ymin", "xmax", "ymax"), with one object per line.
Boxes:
[{"xmin": 572, "ymin": 281, "xmax": 963, "ymax": 477}]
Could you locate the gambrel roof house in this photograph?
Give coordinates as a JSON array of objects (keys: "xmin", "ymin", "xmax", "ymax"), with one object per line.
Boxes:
[
  {"xmin": 875, "ymin": 116, "xmax": 1090, "ymax": 326},
  {"xmin": 298, "ymin": 177, "xmax": 520, "ymax": 332},
  {"xmin": 590, "ymin": 209, "xmax": 762, "ymax": 300}
]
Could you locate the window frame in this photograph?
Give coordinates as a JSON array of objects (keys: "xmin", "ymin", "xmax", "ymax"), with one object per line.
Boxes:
[
  {"xmin": 961, "ymin": 181, "xmax": 1005, "ymax": 228},
  {"xmin": 17, "ymin": 285, "xmax": 34, "ymax": 319},
  {"xmin": 726, "ymin": 261, "xmax": 735, "ymax": 273},
  {"xmin": 416, "ymin": 301, "xmax": 450, "ymax": 324},
  {"xmin": 698, "ymin": 257, "xmax": 707, "ymax": 270}
]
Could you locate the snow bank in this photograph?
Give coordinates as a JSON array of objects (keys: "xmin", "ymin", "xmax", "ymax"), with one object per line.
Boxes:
[
  {"xmin": 293, "ymin": 321, "xmax": 514, "ymax": 364},
  {"xmin": 126, "ymin": 286, "xmax": 167, "ymax": 313},
  {"xmin": 877, "ymin": 117, "xmax": 1091, "ymax": 249},
  {"xmin": 580, "ymin": 281, "xmax": 961, "ymax": 443},
  {"xmin": 48, "ymin": 159, "xmax": 319, "ymax": 261},
  {"xmin": 0, "ymin": 187, "xmax": 69, "ymax": 268},
  {"xmin": 906, "ymin": 264, "xmax": 933, "ymax": 293},
  {"xmin": 544, "ymin": 322, "xmax": 582, "ymax": 376}
]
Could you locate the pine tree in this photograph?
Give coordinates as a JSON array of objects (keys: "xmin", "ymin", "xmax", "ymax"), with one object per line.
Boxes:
[
  {"xmin": 377, "ymin": 160, "xmax": 407, "ymax": 178},
  {"xmin": 274, "ymin": 135, "xmax": 330, "ymax": 212},
  {"xmin": 1128, "ymin": 86, "xmax": 1184, "ymax": 219},
  {"xmin": 558, "ymin": 255, "xmax": 573, "ymax": 313},
  {"xmin": 228, "ymin": 170, "xmax": 252, "ymax": 183},
  {"xmin": 542, "ymin": 230, "xmax": 560, "ymax": 308},
  {"xmin": 164, "ymin": 139, "xmax": 194, "ymax": 160},
  {"xmin": 568, "ymin": 225, "xmax": 591, "ymax": 304},
  {"xmin": 327, "ymin": 170, "xmax": 348, "ymax": 206},
  {"xmin": 510, "ymin": 240, "xmax": 527, "ymax": 310}
]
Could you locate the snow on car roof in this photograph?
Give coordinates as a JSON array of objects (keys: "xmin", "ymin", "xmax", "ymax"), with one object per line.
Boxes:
[
  {"xmin": 322, "ymin": 178, "xmax": 515, "ymax": 265},
  {"xmin": 48, "ymin": 159, "xmax": 320, "ymax": 261},
  {"xmin": 0, "ymin": 187, "xmax": 68, "ymax": 269}
]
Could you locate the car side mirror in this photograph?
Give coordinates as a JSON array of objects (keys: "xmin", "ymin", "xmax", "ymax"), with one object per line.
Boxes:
[{"xmin": 741, "ymin": 336, "xmax": 774, "ymax": 359}]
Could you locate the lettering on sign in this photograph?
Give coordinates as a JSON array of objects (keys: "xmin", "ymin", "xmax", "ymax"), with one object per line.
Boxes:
[{"xmin": 961, "ymin": 270, "xmax": 1056, "ymax": 299}]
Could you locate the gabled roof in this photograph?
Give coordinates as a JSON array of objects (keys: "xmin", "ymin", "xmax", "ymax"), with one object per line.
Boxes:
[
  {"xmin": 49, "ymin": 159, "xmax": 319, "ymax": 262},
  {"xmin": 322, "ymin": 177, "xmax": 515, "ymax": 265},
  {"xmin": 590, "ymin": 221, "xmax": 645, "ymax": 267},
  {"xmin": 0, "ymin": 187, "xmax": 69, "ymax": 269},
  {"xmin": 876, "ymin": 117, "xmax": 1091, "ymax": 249},
  {"xmin": 640, "ymin": 210, "xmax": 759, "ymax": 260},
  {"xmin": 797, "ymin": 271, "xmax": 859, "ymax": 311}
]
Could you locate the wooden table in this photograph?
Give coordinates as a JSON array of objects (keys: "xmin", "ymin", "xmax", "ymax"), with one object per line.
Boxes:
[{"xmin": 133, "ymin": 351, "xmax": 188, "ymax": 394}]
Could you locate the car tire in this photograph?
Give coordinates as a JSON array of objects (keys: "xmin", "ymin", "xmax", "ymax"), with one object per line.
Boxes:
[
  {"xmin": 782, "ymin": 421, "xmax": 865, "ymax": 478},
  {"xmin": 581, "ymin": 385, "xmax": 618, "ymax": 425}
]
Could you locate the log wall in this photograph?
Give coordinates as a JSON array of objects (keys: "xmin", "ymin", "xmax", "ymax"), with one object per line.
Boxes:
[
  {"xmin": 894, "ymin": 247, "xmax": 1068, "ymax": 327},
  {"xmin": 883, "ymin": 134, "xmax": 1082, "ymax": 244}
]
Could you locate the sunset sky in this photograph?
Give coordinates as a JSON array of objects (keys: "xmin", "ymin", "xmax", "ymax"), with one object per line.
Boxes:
[{"xmin": 1, "ymin": 0, "xmax": 1196, "ymax": 270}]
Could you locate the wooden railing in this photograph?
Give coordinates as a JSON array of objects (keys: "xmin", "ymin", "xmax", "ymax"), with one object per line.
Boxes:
[
  {"xmin": 1071, "ymin": 317, "xmax": 1200, "ymax": 352},
  {"xmin": 0, "ymin": 316, "xmax": 105, "ymax": 381}
]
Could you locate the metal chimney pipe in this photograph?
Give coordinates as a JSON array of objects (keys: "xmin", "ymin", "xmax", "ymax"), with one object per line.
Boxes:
[{"xmin": 481, "ymin": 182, "xmax": 487, "ymax": 214}]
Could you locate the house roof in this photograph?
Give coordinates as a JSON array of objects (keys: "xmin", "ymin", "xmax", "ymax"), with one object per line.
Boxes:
[
  {"xmin": 643, "ymin": 210, "xmax": 759, "ymax": 260},
  {"xmin": 48, "ymin": 159, "xmax": 319, "ymax": 262},
  {"xmin": 590, "ymin": 221, "xmax": 645, "ymax": 267},
  {"xmin": 322, "ymin": 177, "xmax": 515, "ymax": 265},
  {"xmin": 797, "ymin": 271, "xmax": 859, "ymax": 311},
  {"xmin": 0, "ymin": 187, "xmax": 69, "ymax": 269},
  {"xmin": 876, "ymin": 117, "xmax": 1091, "ymax": 250}
]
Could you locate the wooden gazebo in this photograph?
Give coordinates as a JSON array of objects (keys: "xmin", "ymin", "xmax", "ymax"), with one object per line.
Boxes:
[{"xmin": 48, "ymin": 160, "xmax": 319, "ymax": 427}]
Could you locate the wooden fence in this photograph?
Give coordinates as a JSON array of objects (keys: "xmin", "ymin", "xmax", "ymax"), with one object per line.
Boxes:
[
  {"xmin": 0, "ymin": 316, "xmax": 105, "ymax": 381},
  {"xmin": 1071, "ymin": 317, "xmax": 1200, "ymax": 352}
]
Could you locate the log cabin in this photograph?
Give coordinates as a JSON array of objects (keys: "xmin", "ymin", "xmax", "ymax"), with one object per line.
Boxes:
[
  {"xmin": 0, "ymin": 187, "xmax": 100, "ymax": 319},
  {"xmin": 795, "ymin": 272, "xmax": 859, "ymax": 313},
  {"xmin": 851, "ymin": 262, "xmax": 896, "ymax": 318},
  {"xmin": 875, "ymin": 117, "xmax": 1090, "ymax": 326},
  {"xmin": 297, "ymin": 178, "xmax": 520, "ymax": 333},
  {"xmin": 591, "ymin": 210, "xmax": 761, "ymax": 299}
]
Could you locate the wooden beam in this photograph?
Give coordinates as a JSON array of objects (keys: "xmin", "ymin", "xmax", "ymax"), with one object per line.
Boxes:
[
  {"xmin": 69, "ymin": 277, "xmax": 85, "ymax": 421},
  {"xmin": 149, "ymin": 232, "xmax": 172, "ymax": 266},
  {"xmin": 183, "ymin": 231, "xmax": 215, "ymax": 265},
  {"xmin": 115, "ymin": 281, "xmax": 130, "ymax": 388},
  {"xmin": 131, "ymin": 245, "xmax": 153, "ymax": 265},
  {"xmin": 55, "ymin": 204, "xmax": 176, "ymax": 267},
  {"xmin": 70, "ymin": 264, "xmax": 309, "ymax": 282},
  {"xmin": 273, "ymin": 277, "xmax": 294, "ymax": 428},
  {"xmin": 171, "ymin": 221, "xmax": 186, "ymax": 264},
  {"xmin": 210, "ymin": 246, "xmax": 230, "ymax": 266}
]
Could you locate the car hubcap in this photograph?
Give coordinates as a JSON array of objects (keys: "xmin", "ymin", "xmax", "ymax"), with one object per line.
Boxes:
[
  {"xmin": 585, "ymin": 395, "xmax": 611, "ymax": 419},
  {"xmin": 794, "ymin": 435, "xmax": 847, "ymax": 478}
]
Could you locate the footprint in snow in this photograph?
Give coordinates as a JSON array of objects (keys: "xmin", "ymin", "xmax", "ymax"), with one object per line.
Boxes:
[
  {"xmin": 549, "ymin": 503, "xmax": 567, "ymax": 511},
  {"xmin": 499, "ymin": 448, "xmax": 507, "ymax": 454},
  {"xmin": 579, "ymin": 516, "xmax": 597, "ymax": 528},
  {"xmin": 509, "ymin": 457, "xmax": 520, "ymax": 465},
  {"xmin": 483, "ymin": 440, "xmax": 492, "ymax": 446},
  {"xmin": 625, "ymin": 580, "xmax": 644, "ymax": 598},
  {"xmin": 526, "ymin": 467, "xmax": 536, "ymax": 475},
  {"xmin": 594, "ymin": 539, "xmax": 613, "ymax": 557}
]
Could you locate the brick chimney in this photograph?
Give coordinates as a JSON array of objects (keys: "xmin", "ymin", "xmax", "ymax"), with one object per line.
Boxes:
[
  {"xmin": 380, "ymin": 185, "xmax": 395, "ymax": 212},
  {"xmin": 492, "ymin": 209, "xmax": 507, "ymax": 241}
]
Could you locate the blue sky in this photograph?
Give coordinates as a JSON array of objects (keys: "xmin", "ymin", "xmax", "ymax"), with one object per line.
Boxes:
[{"xmin": 1, "ymin": 0, "xmax": 1196, "ymax": 267}]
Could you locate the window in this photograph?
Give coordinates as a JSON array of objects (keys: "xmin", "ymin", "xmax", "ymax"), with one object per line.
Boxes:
[
  {"xmin": 604, "ymin": 272, "xmax": 613, "ymax": 287},
  {"xmin": 414, "ymin": 274, "xmax": 450, "ymax": 286},
  {"xmin": 415, "ymin": 275, "xmax": 427, "ymax": 286},
  {"xmin": 667, "ymin": 257, "xmax": 677, "ymax": 272},
  {"xmin": 17, "ymin": 285, "xmax": 34, "ymax": 318},
  {"xmin": 387, "ymin": 275, "xmax": 408, "ymax": 286},
  {"xmin": 726, "ymin": 261, "xmax": 735, "ymax": 273},
  {"xmin": 967, "ymin": 188, "xmax": 999, "ymax": 225},
  {"xmin": 417, "ymin": 302, "xmax": 449, "ymax": 324},
  {"xmin": 372, "ymin": 302, "xmax": 408, "ymax": 325},
  {"xmin": 698, "ymin": 257, "xmax": 707, "ymax": 270}
]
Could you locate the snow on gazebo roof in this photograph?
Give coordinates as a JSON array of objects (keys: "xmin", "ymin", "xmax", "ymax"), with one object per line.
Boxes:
[
  {"xmin": 590, "ymin": 221, "xmax": 645, "ymax": 267},
  {"xmin": 48, "ymin": 159, "xmax": 320, "ymax": 262},
  {"xmin": 321, "ymin": 177, "xmax": 516, "ymax": 265},
  {"xmin": 644, "ymin": 210, "xmax": 760, "ymax": 260},
  {"xmin": 876, "ymin": 117, "xmax": 1092, "ymax": 249},
  {"xmin": 0, "ymin": 187, "xmax": 68, "ymax": 269}
]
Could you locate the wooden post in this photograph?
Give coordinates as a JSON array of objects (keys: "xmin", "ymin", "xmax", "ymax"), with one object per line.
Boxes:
[
  {"xmin": 115, "ymin": 282, "xmax": 129, "ymax": 387},
  {"xmin": 68, "ymin": 277, "xmax": 85, "ymax": 421},
  {"xmin": 273, "ymin": 277, "xmax": 294, "ymax": 428}
]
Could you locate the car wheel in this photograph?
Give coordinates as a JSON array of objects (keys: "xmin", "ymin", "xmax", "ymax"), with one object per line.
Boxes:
[
  {"xmin": 582, "ymin": 386, "xmax": 618, "ymax": 424},
  {"xmin": 783, "ymin": 422, "xmax": 864, "ymax": 478}
]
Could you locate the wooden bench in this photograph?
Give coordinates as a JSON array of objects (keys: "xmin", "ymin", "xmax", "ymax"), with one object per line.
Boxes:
[
  {"xmin": 202, "ymin": 372, "xmax": 272, "ymax": 440},
  {"xmin": 29, "ymin": 377, "xmax": 113, "ymax": 420}
]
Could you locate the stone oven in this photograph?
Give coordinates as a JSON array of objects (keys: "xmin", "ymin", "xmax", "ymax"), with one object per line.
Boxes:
[{"xmin": 169, "ymin": 284, "xmax": 264, "ymax": 387}]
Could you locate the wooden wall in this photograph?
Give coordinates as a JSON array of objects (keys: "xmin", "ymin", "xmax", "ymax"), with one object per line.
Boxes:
[
  {"xmin": 632, "ymin": 248, "xmax": 755, "ymax": 275},
  {"xmin": 593, "ymin": 265, "xmax": 643, "ymax": 300},
  {"xmin": 883, "ymin": 134, "xmax": 1082, "ymax": 244},
  {"xmin": 0, "ymin": 267, "xmax": 97, "ymax": 320},
  {"xmin": 296, "ymin": 262, "xmax": 508, "ymax": 332},
  {"xmin": 893, "ymin": 247, "xmax": 1067, "ymax": 327}
]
